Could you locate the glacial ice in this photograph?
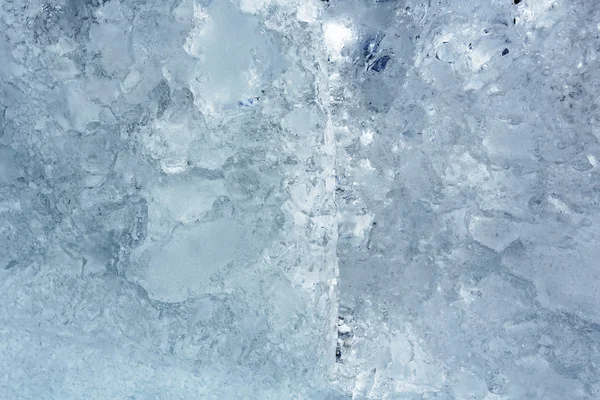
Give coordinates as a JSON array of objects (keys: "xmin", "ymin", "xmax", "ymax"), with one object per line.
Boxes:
[
  {"xmin": 1, "ymin": 0, "xmax": 600, "ymax": 399},
  {"xmin": 330, "ymin": 0, "xmax": 600, "ymax": 398}
]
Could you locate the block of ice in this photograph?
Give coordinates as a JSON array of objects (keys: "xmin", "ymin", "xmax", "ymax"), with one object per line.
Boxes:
[
  {"xmin": 0, "ymin": 0, "xmax": 338, "ymax": 397},
  {"xmin": 2, "ymin": 0, "xmax": 600, "ymax": 398},
  {"xmin": 327, "ymin": 0, "xmax": 600, "ymax": 398}
]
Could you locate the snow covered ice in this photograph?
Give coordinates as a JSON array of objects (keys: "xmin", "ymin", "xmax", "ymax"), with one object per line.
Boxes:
[{"xmin": 1, "ymin": 0, "xmax": 600, "ymax": 399}]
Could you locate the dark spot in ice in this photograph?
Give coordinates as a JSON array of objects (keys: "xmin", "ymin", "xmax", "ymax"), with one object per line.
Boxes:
[
  {"xmin": 369, "ymin": 55, "xmax": 391, "ymax": 72},
  {"xmin": 514, "ymin": 0, "xmax": 522, "ymax": 4},
  {"xmin": 502, "ymin": 48, "xmax": 509, "ymax": 56},
  {"xmin": 149, "ymin": 79, "xmax": 171, "ymax": 119},
  {"xmin": 238, "ymin": 97, "xmax": 258, "ymax": 108},
  {"xmin": 572, "ymin": 158, "xmax": 593, "ymax": 171},
  {"xmin": 528, "ymin": 194, "xmax": 546, "ymax": 213},
  {"xmin": 336, "ymin": 344, "xmax": 342, "ymax": 362},
  {"xmin": 4, "ymin": 260, "xmax": 17, "ymax": 270}
]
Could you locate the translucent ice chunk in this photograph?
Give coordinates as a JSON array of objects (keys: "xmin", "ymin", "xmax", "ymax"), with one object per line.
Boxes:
[
  {"xmin": 467, "ymin": 214, "xmax": 521, "ymax": 253},
  {"xmin": 135, "ymin": 220, "xmax": 261, "ymax": 303}
]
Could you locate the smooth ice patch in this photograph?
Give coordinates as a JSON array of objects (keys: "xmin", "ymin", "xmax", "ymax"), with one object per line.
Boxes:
[
  {"xmin": 184, "ymin": 1, "xmax": 280, "ymax": 114},
  {"xmin": 467, "ymin": 214, "xmax": 521, "ymax": 253},
  {"xmin": 136, "ymin": 220, "xmax": 262, "ymax": 303}
]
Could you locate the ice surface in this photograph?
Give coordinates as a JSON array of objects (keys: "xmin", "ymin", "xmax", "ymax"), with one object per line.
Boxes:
[
  {"xmin": 328, "ymin": 0, "xmax": 600, "ymax": 398},
  {"xmin": 1, "ymin": 0, "xmax": 600, "ymax": 398},
  {"xmin": 1, "ymin": 0, "xmax": 338, "ymax": 397}
]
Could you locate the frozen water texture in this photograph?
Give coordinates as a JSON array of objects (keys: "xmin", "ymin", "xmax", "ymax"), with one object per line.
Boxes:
[
  {"xmin": 1, "ymin": 0, "xmax": 600, "ymax": 399},
  {"xmin": 329, "ymin": 0, "xmax": 600, "ymax": 398},
  {"xmin": 0, "ymin": 0, "xmax": 337, "ymax": 398}
]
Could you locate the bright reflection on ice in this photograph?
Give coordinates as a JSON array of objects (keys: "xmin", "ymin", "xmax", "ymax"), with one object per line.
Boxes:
[{"xmin": 323, "ymin": 21, "xmax": 353, "ymax": 61}]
